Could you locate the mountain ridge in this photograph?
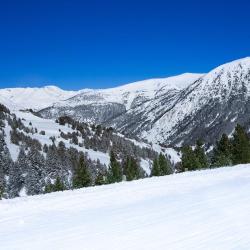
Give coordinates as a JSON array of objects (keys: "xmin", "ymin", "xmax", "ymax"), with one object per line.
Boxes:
[
  {"xmin": 1, "ymin": 57, "xmax": 250, "ymax": 146},
  {"xmin": 0, "ymin": 73, "xmax": 203, "ymax": 111}
]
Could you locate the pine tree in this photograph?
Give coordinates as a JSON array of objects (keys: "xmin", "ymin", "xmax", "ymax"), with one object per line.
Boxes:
[
  {"xmin": 0, "ymin": 132, "xmax": 14, "ymax": 197},
  {"xmin": 232, "ymin": 124, "xmax": 250, "ymax": 164},
  {"xmin": 8, "ymin": 162, "xmax": 23, "ymax": 198},
  {"xmin": 194, "ymin": 140, "xmax": 208, "ymax": 169},
  {"xmin": 45, "ymin": 177, "xmax": 65, "ymax": 193},
  {"xmin": 151, "ymin": 154, "xmax": 173, "ymax": 176},
  {"xmin": 107, "ymin": 151, "xmax": 122, "ymax": 183},
  {"xmin": 158, "ymin": 153, "xmax": 173, "ymax": 175},
  {"xmin": 53, "ymin": 177, "xmax": 65, "ymax": 191},
  {"xmin": 0, "ymin": 158, "xmax": 5, "ymax": 199},
  {"xmin": 0, "ymin": 186, "xmax": 3, "ymax": 200},
  {"xmin": 181, "ymin": 145, "xmax": 200, "ymax": 171},
  {"xmin": 212, "ymin": 134, "xmax": 232, "ymax": 167},
  {"xmin": 25, "ymin": 147, "xmax": 46, "ymax": 195},
  {"xmin": 73, "ymin": 155, "xmax": 91, "ymax": 188},
  {"xmin": 45, "ymin": 145, "xmax": 63, "ymax": 179},
  {"xmin": 8, "ymin": 147, "xmax": 28, "ymax": 198},
  {"xmin": 44, "ymin": 181, "xmax": 54, "ymax": 193},
  {"xmin": 151, "ymin": 158, "xmax": 160, "ymax": 176},
  {"xmin": 95, "ymin": 171, "xmax": 107, "ymax": 186},
  {"xmin": 124, "ymin": 157, "xmax": 140, "ymax": 181},
  {"xmin": 17, "ymin": 148, "xmax": 28, "ymax": 173}
]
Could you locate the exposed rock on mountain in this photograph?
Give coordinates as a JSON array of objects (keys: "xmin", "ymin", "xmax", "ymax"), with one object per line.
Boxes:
[
  {"xmin": 2, "ymin": 57, "xmax": 250, "ymax": 146},
  {"xmin": 39, "ymin": 58, "xmax": 250, "ymax": 146},
  {"xmin": 38, "ymin": 73, "xmax": 203, "ymax": 142}
]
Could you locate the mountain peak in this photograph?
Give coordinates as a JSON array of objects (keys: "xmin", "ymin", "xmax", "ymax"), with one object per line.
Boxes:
[
  {"xmin": 43, "ymin": 85, "xmax": 62, "ymax": 91},
  {"xmin": 0, "ymin": 85, "xmax": 78, "ymax": 111},
  {"xmin": 211, "ymin": 56, "xmax": 250, "ymax": 73}
]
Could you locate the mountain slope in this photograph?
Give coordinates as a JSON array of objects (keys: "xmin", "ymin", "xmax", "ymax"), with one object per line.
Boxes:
[
  {"xmin": 0, "ymin": 105, "xmax": 180, "ymax": 198},
  {"xmin": 0, "ymin": 85, "xmax": 79, "ymax": 111},
  {"xmin": 39, "ymin": 57, "xmax": 250, "ymax": 146},
  {"xmin": 143, "ymin": 57, "xmax": 250, "ymax": 145},
  {"xmin": 2, "ymin": 57, "xmax": 250, "ymax": 146},
  {"xmin": 54, "ymin": 73, "xmax": 203, "ymax": 109},
  {"xmin": 1, "ymin": 164, "xmax": 250, "ymax": 250},
  {"xmin": 38, "ymin": 73, "xmax": 203, "ymax": 131}
]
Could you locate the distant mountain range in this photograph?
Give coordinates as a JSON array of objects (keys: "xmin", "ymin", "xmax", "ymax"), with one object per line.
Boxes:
[{"xmin": 1, "ymin": 57, "xmax": 250, "ymax": 146}]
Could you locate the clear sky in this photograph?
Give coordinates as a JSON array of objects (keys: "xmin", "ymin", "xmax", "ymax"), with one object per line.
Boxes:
[{"xmin": 0, "ymin": 0, "xmax": 250, "ymax": 90}]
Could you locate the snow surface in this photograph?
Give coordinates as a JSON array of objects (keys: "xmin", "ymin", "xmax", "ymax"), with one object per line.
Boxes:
[
  {"xmin": 142, "ymin": 57, "xmax": 250, "ymax": 144},
  {"xmin": 12, "ymin": 111, "xmax": 110, "ymax": 166},
  {"xmin": 55, "ymin": 73, "xmax": 203, "ymax": 110},
  {"xmin": 1, "ymin": 165, "xmax": 250, "ymax": 250},
  {"xmin": 0, "ymin": 86, "xmax": 79, "ymax": 111},
  {"xmin": 8, "ymin": 111, "xmax": 178, "ymax": 168},
  {"xmin": 0, "ymin": 73, "xmax": 203, "ymax": 112},
  {"xmin": 164, "ymin": 147, "xmax": 181, "ymax": 164}
]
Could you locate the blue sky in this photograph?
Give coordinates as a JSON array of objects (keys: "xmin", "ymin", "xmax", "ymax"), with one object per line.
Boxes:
[{"xmin": 0, "ymin": 0, "xmax": 250, "ymax": 90}]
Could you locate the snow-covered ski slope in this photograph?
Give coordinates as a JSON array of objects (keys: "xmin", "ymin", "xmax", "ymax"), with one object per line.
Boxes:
[{"xmin": 1, "ymin": 165, "xmax": 250, "ymax": 250}]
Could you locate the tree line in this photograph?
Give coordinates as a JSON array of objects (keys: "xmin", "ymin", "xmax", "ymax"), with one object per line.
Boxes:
[
  {"xmin": 180, "ymin": 124, "xmax": 250, "ymax": 171},
  {"xmin": 0, "ymin": 104, "xmax": 173, "ymax": 199},
  {"xmin": 4, "ymin": 104, "xmax": 250, "ymax": 199}
]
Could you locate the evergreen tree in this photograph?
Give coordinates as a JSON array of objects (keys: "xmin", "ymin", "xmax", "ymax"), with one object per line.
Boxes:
[
  {"xmin": 181, "ymin": 145, "xmax": 200, "ymax": 171},
  {"xmin": 0, "ymin": 132, "xmax": 14, "ymax": 197},
  {"xmin": 0, "ymin": 186, "xmax": 3, "ymax": 200},
  {"xmin": 73, "ymin": 155, "xmax": 91, "ymax": 188},
  {"xmin": 232, "ymin": 124, "xmax": 250, "ymax": 164},
  {"xmin": 107, "ymin": 151, "xmax": 122, "ymax": 183},
  {"xmin": 95, "ymin": 171, "xmax": 107, "ymax": 186},
  {"xmin": 45, "ymin": 145, "xmax": 62, "ymax": 179},
  {"xmin": 54, "ymin": 177, "xmax": 65, "ymax": 191},
  {"xmin": 212, "ymin": 134, "xmax": 232, "ymax": 167},
  {"xmin": 17, "ymin": 148, "xmax": 28, "ymax": 173},
  {"xmin": 0, "ymin": 160, "xmax": 4, "ymax": 199},
  {"xmin": 124, "ymin": 157, "xmax": 140, "ymax": 181},
  {"xmin": 0, "ymin": 132, "xmax": 13, "ymax": 174},
  {"xmin": 45, "ymin": 177, "xmax": 65, "ymax": 193},
  {"xmin": 158, "ymin": 153, "xmax": 173, "ymax": 175},
  {"xmin": 25, "ymin": 147, "xmax": 45, "ymax": 195},
  {"xmin": 45, "ymin": 143, "xmax": 72, "ymax": 188},
  {"xmin": 194, "ymin": 140, "xmax": 208, "ymax": 169},
  {"xmin": 7, "ymin": 147, "xmax": 28, "ymax": 198},
  {"xmin": 44, "ymin": 180, "xmax": 54, "ymax": 193},
  {"xmin": 8, "ymin": 162, "xmax": 23, "ymax": 198},
  {"xmin": 151, "ymin": 158, "xmax": 160, "ymax": 176}
]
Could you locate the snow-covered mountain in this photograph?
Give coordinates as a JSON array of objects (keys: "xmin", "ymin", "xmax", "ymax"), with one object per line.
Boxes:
[
  {"xmin": 0, "ymin": 105, "xmax": 180, "ymax": 198},
  {"xmin": 38, "ymin": 57, "xmax": 250, "ymax": 145},
  {"xmin": 0, "ymin": 85, "xmax": 79, "ymax": 110},
  {"xmin": 144, "ymin": 57, "xmax": 250, "ymax": 145},
  {"xmin": 38, "ymin": 73, "xmax": 203, "ymax": 135},
  {"xmin": 2, "ymin": 57, "xmax": 250, "ymax": 146},
  {"xmin": 1, "ymin": 164, "xmax": 250, "ymax": 250},
  {"xmin": 53, "ymin": 73, "xmax": 203, "ymax": 110}
]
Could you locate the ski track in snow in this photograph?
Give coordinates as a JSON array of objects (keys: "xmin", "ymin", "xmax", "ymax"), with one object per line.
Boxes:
[{"xmin": 1, "ymin": 165, "xmax": 250, "ymax": 250}]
